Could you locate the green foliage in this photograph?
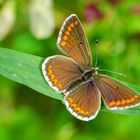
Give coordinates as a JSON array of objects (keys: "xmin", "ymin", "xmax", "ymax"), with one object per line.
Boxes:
[{"xmin": 0, "ymin": 47, "xmax": 62, "ymax": 100}]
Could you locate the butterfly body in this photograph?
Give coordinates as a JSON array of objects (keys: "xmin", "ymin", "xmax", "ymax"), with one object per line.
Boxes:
[
  {"xmin": 64, "ymin": 68, "xmax": 96, "ymax": 94},
  {"xmin": 42, "ymin": 14, "xmax": 140, "ymax": 121},
  {"xmin": 82, "ymin": 68, "xmax": 94, "ymax": 81}
]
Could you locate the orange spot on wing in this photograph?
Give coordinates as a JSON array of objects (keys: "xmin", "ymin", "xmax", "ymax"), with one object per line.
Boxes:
[
  {"xmin": 53, "ymin": 79, "xmax": 58, "ymax": 85},
  {"xmin": 122, "ymin": 99, "xmax": 126, "ymax": 105},
  {"xmin": 63, "ymin": 35, "xmax": 68, "ymax": 41},
  {"xmin": 67, "ymin": 26, "xmax": 72, "ymax": 32},
  {"xmin": 134, "ymin": 95, "xmax": 139, "ymax": 99},
  {"xmin": 116, "ymin": 101, "xmax": 121, "ymax": 106},
  {"xmin": 74, "ymin": 20, "xmax": 78, "ymax": 25},
  {"xmin": 48, "ymin": 65, "xmax": 52, "ymax": 69},
  {"xmin": 67, "ymin": 98, "xmax": 73, "ymax": 103},
  {"xmin": 72, "ymin": 104, "xmax": 77, "ymax": 108},
  {"xmin": 46, "ymin": 64, "xmax": 63, "ymax": 90},
  {"xmin": 48, "ymin": 65, "xmax": 53, "ymax": 74},
  {"xmin": 109, "ymin": 101, "xmax": 115, "ymax": 107},
  {"xmin": 131, "ymin": 97, "xmax": 135, "ymax": 102},
  {"xmin": 58, "ymin": 83, "xmax": 62, "ymax": 89},
  {"xmin": 126, "ymin": 99, "xmax": 131, "ymax": 104},
  {"xmin": 70, "ymin": 23, "xmax": 74, "ymax": 28},
  {"xmin": 48, "ymin": 69, "xmax": 53, "ymax": 74},
  {"xmin": 85, "ymin": 111, "xmax": 89, "ymax": 115},
  {"xmin": 75, "ymin": 107, "xmax": 80, "ymax": 111},
  {"xmin": 60, "ymin": 41, "xmax": 66, "ymax": 47},
  {"xmin": 65, "ymin": 31, "xmax": 70, "ymax": 36},
  {"xmin": 50, "ymin": 74, "xmax": 55, "ymax": 79},
  {"xmin": 80, "ymin": 110, "xmax": 84, "ymax": 115}
]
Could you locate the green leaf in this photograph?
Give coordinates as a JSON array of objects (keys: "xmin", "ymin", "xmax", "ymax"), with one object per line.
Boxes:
[
  {"xmin": 0, "ymin": 47, "xmax": 140, "ymax": 115},
  {"xmin": 0, "ymin": 47, "xmax": 63, "ymax": 100}
]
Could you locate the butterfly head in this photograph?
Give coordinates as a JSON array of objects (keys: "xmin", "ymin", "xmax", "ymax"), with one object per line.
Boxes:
[{"xmin": 92, "ymin": 67, "xmax": 98, "ymax": 74}]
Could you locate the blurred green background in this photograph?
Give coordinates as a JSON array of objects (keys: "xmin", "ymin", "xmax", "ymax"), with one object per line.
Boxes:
[{"xmin": 0, "ymin": 0, "xmax": 140, "ymax": 140}]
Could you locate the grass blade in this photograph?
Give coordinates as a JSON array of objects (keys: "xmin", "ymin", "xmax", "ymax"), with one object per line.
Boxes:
[{"xmin": 0, "ymin": 48, "xmax": 63, "ymax": 100}]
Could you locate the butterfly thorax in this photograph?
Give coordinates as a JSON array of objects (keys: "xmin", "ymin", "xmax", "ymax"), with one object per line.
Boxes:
[
  {"xmin": 65, "ymin": 68, "xmax": 97, "ymax": 94},
  {"xmin": 81, "ymin": 68, "xmax": 97, "ymax": 81}
]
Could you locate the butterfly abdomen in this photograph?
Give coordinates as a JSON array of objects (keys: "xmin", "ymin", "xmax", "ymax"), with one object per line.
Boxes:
[{"xmin": 65, "ymin": 78, "xmax": 83, "ymax": 94}]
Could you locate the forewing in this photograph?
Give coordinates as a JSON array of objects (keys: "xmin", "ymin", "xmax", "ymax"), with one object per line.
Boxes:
[
  {"xmin": 64, "ymin": 81, "xmax": 101, "ymax": 121},
  {"xmin": 94, "ymin": 75, "xmax": 140, "ymax": 110},
  {"xmin": 42, "ymin": 55, "xmax": 82, "ymax": 92},
  {"xmin": 57, "ymin": 14, "xmax": 92, "ymax": 69}
]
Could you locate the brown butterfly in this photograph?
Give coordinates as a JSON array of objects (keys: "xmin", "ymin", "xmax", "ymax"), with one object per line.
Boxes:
[{"xmin": 42, "ymin": 14, "xmax": 140, "ymax": 121}]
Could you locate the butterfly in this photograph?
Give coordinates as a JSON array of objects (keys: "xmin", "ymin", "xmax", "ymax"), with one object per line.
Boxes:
[{"xmin": 42, "ymin": 14, "xmax": 140, "ymax": 121}]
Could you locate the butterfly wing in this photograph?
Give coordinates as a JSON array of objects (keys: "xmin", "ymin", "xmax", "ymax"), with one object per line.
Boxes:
[
  {"xmin": 57, "ymin": 14, "xmax": 92, "ymax": 69},
  {"xmin": 64, "ymin": 81, "xmax": 101, "ymax": 121},
  {"xmin": 94, "ymin": 75, "xmax": 140, "ymax": 110},
  {"xmin": 42, "ymin": 55, "xmax": 83, "ymax": 92}
]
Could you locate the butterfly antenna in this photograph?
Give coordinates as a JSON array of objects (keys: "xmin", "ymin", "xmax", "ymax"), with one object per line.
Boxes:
[
  {"xmin": 97, "ymin": 68, "xmax": 126, "ymax": 77},
  {"xmin": 95, "ymin": 39, "xmax": 99, "ymax": 67},
  {"xmin": 94, "ymin": 40, "xmax": 125, "ymax": 77}
]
